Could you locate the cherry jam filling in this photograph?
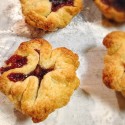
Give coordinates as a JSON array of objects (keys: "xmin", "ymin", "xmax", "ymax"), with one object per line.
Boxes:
[
  {"xmin": 102, "ymin": 0, "xmax": 125, "ymax": 11},
  {"xmin": 0, "ymin": 55, "xmax": 27, "ymax": 74},
  {"xmin": 8, "ymin": 73, "xmax": 26, "ymax": 82},
  {"xmin": 49, "ymin": 0, "xmax": 74, "ymax": 12},
  {"xmin": 7, "ymin": 65, "xmax": 53, "ymax": 82},
  {"xmin": 28, "ymin": 65, "xmax": 53, "ymax": 82}
]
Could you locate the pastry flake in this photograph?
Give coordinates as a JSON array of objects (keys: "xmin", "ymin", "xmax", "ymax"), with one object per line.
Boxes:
[
  {"xmin": 20, "ymin": 0, "xmax": 83, "ymax": 31},
  {"xmin": 103, "ymin": 31, "xmax": 125, "ymax": 95},
  {"xmin": 0, "ymin": 39, "xmax": 80, "ymax": 123},
  {"xmin": 94, "ymin": 0, "xmax": 125, "ymax": 22}
]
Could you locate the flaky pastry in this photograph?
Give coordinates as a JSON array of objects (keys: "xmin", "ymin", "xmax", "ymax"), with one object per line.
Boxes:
[
  {"xmin": 20, "ymin": 0, "xmax": 83, "ymax": 31},
  {"xmin": 94, "ymin": 0, "xmax": 125, "ymax": 22},
  {"xmin": 103, "ymin": 31, "xmax": 125, "ymax": 96},
  {"xmin": 0, "ymin": 39, "xmax": 79, "ymax": 123}
]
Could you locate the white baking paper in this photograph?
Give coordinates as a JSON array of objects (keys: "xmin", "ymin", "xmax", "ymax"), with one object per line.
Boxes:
[{"xmin": 1, "ymin": 0, "xmax": 125, "ymax": 125}]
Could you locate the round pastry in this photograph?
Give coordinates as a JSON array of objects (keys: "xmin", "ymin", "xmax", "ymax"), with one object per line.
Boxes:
[
  {"xmin": 20, "ymin": 0, "xmax": 83, "ymax": 31},
  {"xmin": 103, "ymin": 31, "xmax": 125, "ymax": 96},
  {"xmin": 94, "ymin": 0, "xmax": 125, "ymax": 22},
  {"xmin": 0, "ymin": 39, "xmax": 80, "ymax": 123}
]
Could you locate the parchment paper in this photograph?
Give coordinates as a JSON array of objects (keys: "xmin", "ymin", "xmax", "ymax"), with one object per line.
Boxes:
[{"xmin": 0, "ymin": 0, "xmax": 125, "ymax": 125}]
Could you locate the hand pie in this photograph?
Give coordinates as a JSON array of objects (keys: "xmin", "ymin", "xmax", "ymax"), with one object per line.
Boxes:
[
  {"xmin": 103, "ymin": 31, "xmax": 125, "ymax": 96},
  {"xmin": 94, "ymin": 0, "xmax": 125, "ymax": 22},
  {"xmin": 0, "ymin": 39, "xmax": 80, "ymax": 123},
  {"xmin": 20, "ymin": 0, "xmax": 83, "ymax": 31}
]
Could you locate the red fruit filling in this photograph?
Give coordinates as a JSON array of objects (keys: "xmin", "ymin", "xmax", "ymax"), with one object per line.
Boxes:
[
  {"xmin": 0, "ymin": 55, "xmax": 27, "ymax": 74},
  {"xmin": 49, "ymin": 0, "xmax": 74, "ymax": 12},
  {"xmin": 7, "ymin": 65, "xmax": 53, "ymax": 82}
]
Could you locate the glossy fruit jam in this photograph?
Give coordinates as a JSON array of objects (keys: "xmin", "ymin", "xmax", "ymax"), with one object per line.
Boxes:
[
  {"xmin": 102, "ymin": 0, "xmax": 125, "ymax": 11},
  {"xmin": 7, "ymin": 65, "xmax": 53, "ymax": 82},
  {"xmin": 8, "ymin": 73, "xmax": 26, "ymax": 82},
  {"xmin": 0, "ymin": 55, "xmax": 27, "ymax": 74},
  {"xmin": 49, "ymin": 0, "xmax": 74, "ymax": 12}
]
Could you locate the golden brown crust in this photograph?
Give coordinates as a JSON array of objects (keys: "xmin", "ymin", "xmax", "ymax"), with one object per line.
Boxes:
[
  {"xmin": 20, "ymin": 0, "xmax": 83, "ymax": 31},
  {"xmin": 0, "ymin": 39, "xmax": 79, "ymax": 123},
  {"xmin": 94, "ymin": 0, "xmax": 125, "ymax": 22},
  {"xmin": 103, "ymin": 31, "xmax": 125, "ymax": 91}
]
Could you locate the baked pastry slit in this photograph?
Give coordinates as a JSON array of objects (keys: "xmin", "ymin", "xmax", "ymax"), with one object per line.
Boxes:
[{"xmin": 6, "ymin": 65, "xmax": 53, "ymax": 82}]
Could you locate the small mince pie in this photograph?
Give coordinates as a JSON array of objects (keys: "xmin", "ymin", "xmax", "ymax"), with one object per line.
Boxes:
[
  {"xmin": 94, "ymin": 0, "xmax": 125, "ymax": 22},
  {"xmin": 20, "ymin": 0, "xmax": 83, "ymax": 31},
  {"xmin": 0, "ymin": 39, "xmax": 80, "ymax": 123},
  {"xmin": 103, "ymin": 31, "xmax": 125, "ymax": 96}
]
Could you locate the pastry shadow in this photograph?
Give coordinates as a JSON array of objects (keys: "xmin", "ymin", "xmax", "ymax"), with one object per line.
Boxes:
[
  {"xmin": 80, "ymin": 46, "xmax": 125, "ymax": 110},
  {"xmin": 116, "ymin": 92, "xmax": 125, "ymax": 111},
  {"xmin": 0, "ymin": 93, "xmax": 29, "ymax": 123},
  {"xmin": 14, "ymin": 109, "xmax": 29, "ymax": 123},
  {"xmin": 101, "ymin": 16, "xmax": 125, "ymax": 28},
  {"xmin": 81, "ymin": 0, "xmax": 101, "ymax": 22},
  {"xmin": 11, "ymin": 19, "xmax": 46, "ymax": 39}
]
